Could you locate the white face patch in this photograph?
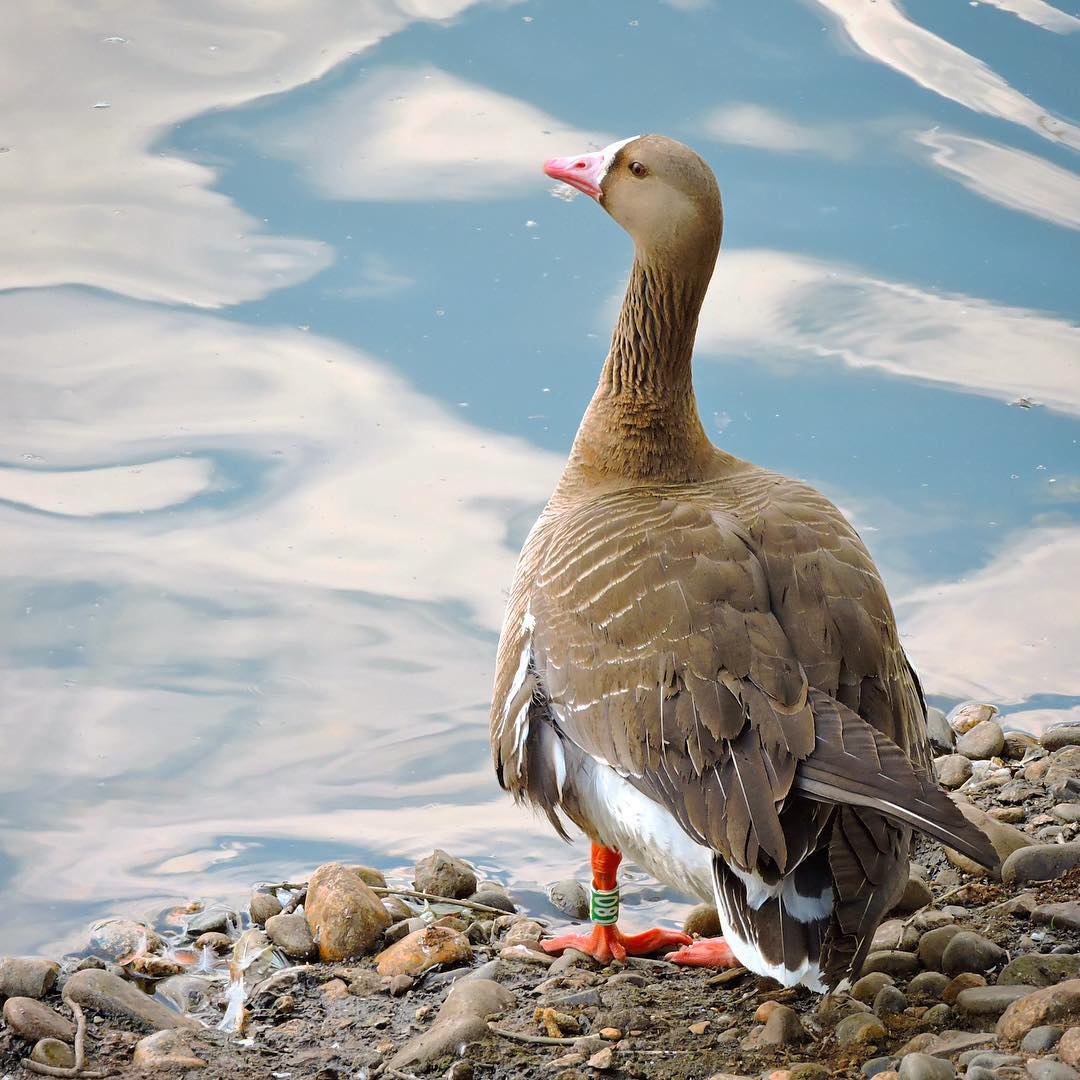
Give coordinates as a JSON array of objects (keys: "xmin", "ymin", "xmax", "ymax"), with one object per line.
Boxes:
[{"xmin": 597, "ymin": 135, "xmax": 641, "ymax": 187}]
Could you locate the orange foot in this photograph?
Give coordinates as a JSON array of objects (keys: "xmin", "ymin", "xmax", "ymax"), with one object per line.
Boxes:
[
  {"xmin": 542, "ymin": 923, "xmax": 692, "ymax": 964},
  {"xmin": 667, "ymin": 936, "xmax": 739, "ymax": 967}
]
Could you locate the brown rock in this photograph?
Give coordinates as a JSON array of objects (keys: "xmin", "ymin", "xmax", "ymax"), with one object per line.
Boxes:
[
  {"xmin": 64, "ymin": 969, "xmax": 199, "ymax": 1031},
  {"xmin": 265, "ymin": 913, "xmax": 317, "ymax": 960},
  {"xmin": 1002, "ymin": 843, "xmax": 1080, "ymax": 885},
  {"xmin": 348, "ymin": 864, "xmax": 388, "ymax": 888},
  {"xmin": 919, "ymin": 926, "xmax": 965, "ymax": 971},
  {"xmin": 30, "ymin": 1039, "xmax": 75, "ymax": 1070},
  {"xmin": 2, "ymin": 997, "xmax": 75, "ymax": 1042},
  {"xmin": 1059, "ymin": 1026, "xmax": 1080, "ymax": 1068},
  {"xmin": 0, "ymin": 957, "xmax": 59, "ymax": 999},
  {"xmin": 503, "ymin": 919, "xmax": 544, "ymax": 949},
  {"xmin": 437, "ymin": 978, "xmax": 514, "ymax": 1023},
  {"xmin": 375, "ymin": 926, "xmax": 471, "ymax": 977},
  {"xmin": 413, "ymin": 849, "xmax": 477, "ymax": 900},
  {"xmin": 892, "ymin": 870, "xmax": 933, "ymax": 914},
  {"xmin": 948, "ymin": 702, "xmax": 998, "ymax": 733},
  {"xmin": 193, "ymin": 932, "xmax": 232, "ymax": 954},
  {"xmin": 942, "ymin": 973, "xmax": 986, "ymax": 1004},
  {"xmin": 684, "ymin": 904, "xmax": 722, "ymax": 938},
  {"xmin": 249, "ymin": 890, "xmax": 282, "ymax": 926},
  {"xmin": 305, "ymin": 861, "xmax": 391, "ymax": 961},
  {"xmin": 945, "ymin": 799, "xmax": 1031, "ymax": 877},
  {"xmin": 388, "ymin": 1016, "xmax": 488, "ymax": 1072},
  {"xmin": 132, "ymin": 1030, "xmax": 207, "ymax": 1069},
  {"xmin": 88, "ymin": 918, "xmax": 165, "ymax": 961},
  {"xmin": 997, "ymin": 979, "xmax": 1080, "ymax": 1041},
  {"xmin": 760, "ymin": 1004, "xmax": 806, "ymax": 1045}
]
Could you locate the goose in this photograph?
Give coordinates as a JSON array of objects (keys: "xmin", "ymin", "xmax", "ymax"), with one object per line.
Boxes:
[{"xmin": 489, "ymin": 134, "xmax": 997, "ymax": 990}]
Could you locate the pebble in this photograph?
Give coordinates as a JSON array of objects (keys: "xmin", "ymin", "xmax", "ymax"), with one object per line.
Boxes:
[
  {"xmin": 438, "ymin": 979, "xmax": 515, "ymax": 1024},
  {"xmin": 1033, "ymin": 903, "xmax": 1080, "ymax": 932},
  {"xmin": 1052, "ymin": 804, "xmax": 1080, "ymax": 823},
  {"xmin": 548, "ymin": 880, "xmax": 589, "ymax": 920},
  {"xmin": 872, "ymin": 919, "xmax": 921, "ymax": 953},
  {"xmin": 936, "ymin": 755, "xmax": 974, "ymax": 789},
  {"xmin": 1002, "ymin": 844, "xmax": 1080, "ymax": 885},
  {"xmin": 88, "ymin": 918, "xmax": 165, "ymax": 960},
  {"xmin": 941, "ymin": 932, "xmax": 1006, "ymax": 976},
  {"xmin": 186, "ymin": 908, "xmax": 235, "ymax": 935},
  {"xmin": 500, "ymin": 944, "xmax": 553, "ymax": 965},
  {"xmin": 348, "ymin": 865, "xmax": 387, "ymax": 888},
  {"xmin": 469, "ymin": 889, "xmax": 516, "ymax": 914},
  {"xmin": 910, "ymin": 972, "xmax": 951, "ymax": 1001},
  {"xmin": 388, "ymin": 973, "xmax": 414, "ymax": 996},
  {"xmin": 64, "ymin": 969, "xmax": 199, "ymax": 1031},
  {"xmin": 862, "ymin": 951, "xmax": 921, "ymax": 978},
  {"xmin": 836, "ymin": 1013, "xmax": 888, "ymax": 1047},
  {"xmin": 948, "ymin": 702, "xmax": 998, "ymax": 735},
  {"xmin": 587, "ymin": 1046, "xmax": 616, "ymax": 1070},
  {"xmin": 853, "ymin": 972, "xmax": 896, "ymax": 1003},
  {"xmin": 920, "ymin": 926, "xmax": 966, "ymax": 971},
  {"xmin": 864, "ymin": 1057, "xmax": 899, "ymax": 1078},
  {"xmin": 927, "ymin": 707, "xmax": 955, "ymax": 753},
  {"xmin": 0, "ymin": 957, "xmax": 59, "ymax": 1000},
  {"xmin": 132, "ymin": 1030, "xmax": 208, "ymax": 1070},
  {"xmin": 376, "ymin": 926, "xmax": 472, "ymax": 977},
  {"xmin": 947, "ymin": 800, "xmax": 1033, "ymax": 875},
  {"xmin": 999, "ymin": 953, "xmax": 1080, "ymax": 987},
  {"xmin": 998, "ymin": 979, "xmax": 1080, "ymax": 1041},
  {"xmin": 943, "ymin": 973, "xmax": 986, "ymax": 1004},
  {"xmin": 30, "ymin": 1039, "xmax": 75, "ymax": 1070},
  {"xmin": 387, "ymin": 1016, "xmax": 488, "ymax": 1072},
  {"xmin": 683, "ymin": 903, "xmax": 723, "ymax": 938},
  {"xmin": 1020, "ymin": 1026, "xmax": 1064, "ymax": 1053},
  {"xmin": 305, "ymin": 861, "xmax": 391, "ymax": 961},
  {"xmin": 249, "ymin": 890, "xmax": 282, "ymax": 926},
  {"xmin": 413, "ymin": 849, "xmax": 477, "ymax": 900},
  {"xmin": 1042, "ymin": 725, "xmax": 1080, "ymax": 752},
  {"xmin": 264, "ymin": 913, "xmax": 316, "ymax": 960},
  {"xmin": 1026, "ymin": 1063, "xmax": 1079, "ymax": 1080},
  {"xmin": 1060, "ymin": 1027, "xmax": 1080, "ymax": 1067},
  {"xmin": 156, "ymin": 974, "xmax": 211, "ymax": 1014},
  {"xmin": 894, "ymin": 872, "xmax": 934, "ymax": 914},
  {"xmin": 922, "ymin": 1003, "xmax": 952, "ymax": 1025},
  {"xmin": 897, "ymin": 1052, "xmax": 955, "ymax": 1080},
  {"xmin": 193, "ymin": 931, "xmax": 232, "ymax": 954},
  {"xmin": 1004, "ymin": 731, "xmax": 1039, "ymax": 758},
  {"xmin": 957, "ymin": 721, "xmax": 1005, "ymax": 760},
  {"xmin": 503, "ymin": 919, "xmax": 544, "ymax": 949},
  {"xmin": 2, "ymin": 997, "xmax": 75, "ymax": 1042},
  {"xmin": 874, "ymin": 986, "xmax": 908, "ymax": 1016},
  {"xmin": 955, "ymin": 985, "xmax": 1035, "ymax": 1017}
]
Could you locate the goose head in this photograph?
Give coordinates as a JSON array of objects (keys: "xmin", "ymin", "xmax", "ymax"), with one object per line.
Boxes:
[{"xmin": 543, "ymin": 134, "xmax": 723, "ymax": 259}]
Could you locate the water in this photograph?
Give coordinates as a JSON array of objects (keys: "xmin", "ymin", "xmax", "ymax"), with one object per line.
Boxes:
[{"xmin": 1, "ymin": 0, "xmax": 1077, "ymax": 955}]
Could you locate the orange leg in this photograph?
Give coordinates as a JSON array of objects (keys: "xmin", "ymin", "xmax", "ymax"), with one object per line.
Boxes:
[
  {"xmin": 541, "ymin": 842, "xmax": 694, "ymax": 963},
  {"xmin": 667, "ymin": 937, "xmax": 739, "ymax": 967}
]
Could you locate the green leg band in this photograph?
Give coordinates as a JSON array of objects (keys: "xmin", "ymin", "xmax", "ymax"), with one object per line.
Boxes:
[{"xmin": 590, "ymin": 885, "xmax": 619, "ymax": 926}]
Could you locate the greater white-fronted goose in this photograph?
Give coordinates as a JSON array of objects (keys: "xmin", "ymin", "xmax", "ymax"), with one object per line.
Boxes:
[{"xmin": 490, "ymin": 135, "xmax": 997, "ymax": 990}]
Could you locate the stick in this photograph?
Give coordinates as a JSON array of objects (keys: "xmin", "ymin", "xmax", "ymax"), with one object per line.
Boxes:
[
  {"xmin": 370, "ymin": 886, "xmax": 516, "ymax": 917},
  {"xmin": 23, "ymin": 999, "xmax": 106, "ymax": 1078},
  {"xmin": 487, "ymin": 1023, "xmax": 579, "ymax": 1046},
  {"xmin": 901, "ymin": 882, "xmax": 980, "ymax": 927},
  {"xmin": 281, "ymin": 887, "xmax": 307, "ymax": 916}
]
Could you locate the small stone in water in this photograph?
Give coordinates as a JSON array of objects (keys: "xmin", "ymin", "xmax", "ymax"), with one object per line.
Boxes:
[
  {"xmin": 305, "ymin": 861, "xmax": 391, "ymax": 962},
  {"xmin": 249, "ymin": 890, "xmax": 282, "ymax": 926},
  {"xmin": 548, "ymin": 879, "xmax": 589, "ymax": 920},
  {"xmin": 413, "ymin": 849, "xmax": 477, "ymax": 900}
]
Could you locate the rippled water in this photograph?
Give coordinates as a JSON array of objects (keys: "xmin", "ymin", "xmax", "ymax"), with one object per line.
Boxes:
[{"xmin": 1, "ymin": 0, "xmax": 1077, "ymax": 955}]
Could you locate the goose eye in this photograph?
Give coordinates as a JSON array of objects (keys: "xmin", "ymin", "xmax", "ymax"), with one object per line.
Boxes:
[{"xmin": 629, "ymin": 161, "xmax": 648, "ymax": 178}]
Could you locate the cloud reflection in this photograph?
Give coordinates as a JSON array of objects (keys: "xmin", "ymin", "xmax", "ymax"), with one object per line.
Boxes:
[
  {"xmin": 693, "ymin": 248, "xmax": 1080, "ymax": 416},
  {"xmin": 265, "ymin": 66, "xmax": 609, "ymax": 200},
  {"xmin": 703, "ymin": 103, "xmax": 856, "ymax": 157},
  {"xmin": 977, "ymin": 0, "xmax": 1080, "ymax": 33},
  {"xmin": 811, "ymin": 0, "xmax": 1080, "ymax": 149}
]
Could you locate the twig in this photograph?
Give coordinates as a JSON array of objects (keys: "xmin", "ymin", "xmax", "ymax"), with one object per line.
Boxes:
[
  {"xmin": 901, "ymin": 882, "xmax": 980, "ymax": 927},
  {"xmin": 371, "ymin": 886, "xmax": 515, "ymax": 917},
  {"xmin": 281, "ymin": 886, "xmax": 307, "ymax": 916},
  {"xmin": 487, "ymin": 1023, "xmax": 579, "ymax": 1046},
  {"xmin": 23, "ymin": 998, "xmax": 106, "ymax": 1078}
]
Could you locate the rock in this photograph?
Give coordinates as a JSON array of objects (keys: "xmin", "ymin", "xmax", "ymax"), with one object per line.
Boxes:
[
  {"xmin": 193, "ymin": 932, "xmax": 232, "ymax": 954},
  {"xmin": 921, "ymin": 1030, "xmax": 999, "ymax": 1057},
  {"xmin": 88, "ymin": 918, "xmax": 165, "ymax": 960},
  {"xmin": 132, "ymin": 1030, "xmax": 208, "ymax": 1069},
  {"xmin": 761, "ymin": 1005, "xmax": 806, "ymax": 1045},
  {"xmin": 910, "ymin": 972, "xmax": 951, "ymax": 1001},
  {"xmin": 923, "ymin": 1004, "xmax": 953, "ymax": 1026},
  {"xmin": 874, "ymin": 986, "xmax": 908, "ymax": 1016},
  {"xmin": 999, "ymin": 954, "xmax": 1080, "ymax": 986},
  {"xmin": 249, "ymin": 891, "xmax": 282, "ymax": 926},
  {"xmin": 864, "ymin": 1057, "xmax": 899, "ymax": 1078},
  {"xmin": 1052, "ymin": 804, "xmax": 1080, "ymax": 824},
  {"xmin": 998, "ymin": 980, "xmax": 1080, "ymax": 1041},
  {"xmin": 503, "ymin": 919, "xmax": 544, "ymax": 949},
  {"xmin": 955, "ymin": 986, "xmax": 1035, "ymax": 1017},
  {"xmin": 853, "ymin": 972, "xmax": 896, "ymax": 1003},
  {"xmin": 548, "ymin": 880, "xmax": 589, "ymax": 920},
  {"xmin": 470, "ymin": 889, "xmax": 516, "ymax": 914},
  {"xmin": 872, "ymin": 919, "xmax": 921, "ymax": 953},
  {"xmin": 29, "ymin": 1039, "xmax": 75, "ymax": 1070},
  {"xmin": 935, "ymin": 755, "xmax": 973, "ymax": 789},
  {"xmin": 1060, "ymin": 1027, "xmax": 1080, "ymax": 1067},
  {"xmin": 897, "ymin": 1052, "xmax": 955, "ymax": 1080},
  {"xmin": 894, "ymin": 871, "xmax": 934, "ymax": 914},
  {"xmin": 948, "ymin": 702, "xmax": 998, "ymax": 734},
  {"xmin": 1032, "ymin": 903, "xmax": 1080, "ymax": 932},
  {"xmin": 919, "ymin": 926, "xmax": 966, "ymax": 971},
  {"xmin": 305, "ymin": 861, "xmax": 391, "ymax": 961},
  {"xmin": 155, "ymin": 974, "xmax": 211, "ymax": 1014},
  {"xmin": 438, "ymin": 978, "xmax": 514, "ymax": 1023},
  {"xmin": 0, "ymin": 958, "xmax": 59, "ymax": 1000},
  {"xmin": 1020, "ymin": 1026, "xmax": 1064, "ymax": 1053},
  {"xmin": 990, "ymin": 806, "xmax": 1028, "ymax": 824},
  {"xmin": 1026, "ymin": 1063, "xmax": 1079, "ymax": 1080},
  {"xmin": 927, "ymin": 707, "xmax": 955, "ymax": 753},
  {"xmin": 413, "ymin": 849, "xmax": 477, "ymax": 900},
  {"xmin": 862, "ymin": 951, "xmax": 921, "ymax": 978},
  {"xmin": 836, "ymin": 1013, "xmax": 888, "ymax": 1047},
  {"xmin": 941, "ymin": 932, "xmax": 1006, "ymax": 977},
  {"xmin": 959, "ymin": 721, "xmax": 1006, "ymax": 764},
  {"xmin": 915, "ymin": 910, "xmax": 956, "ymax": 931},
  {"xmin": 2, "ymin": 997, "xmax": 75, "ymax": 1042},
  {"xmin": 943, "ymin": 973, "xmax": 986, "ymax": 1004},
  {"xmin": 388, "ymin": 1016, "xmax": 489, "ymax": 1072},
  {"xmin": 1002, "ymin": 844, "xmax": 1080, "ymax": 885},
  {"xmin": 64, "ymin": 969, "xmax": 199, "ymax": 1031},
  {"xmin": 72, "ymin": 956, "xmax": 106, "ymax": 972},
  {"xmin": 500, "ymin": 944, "xmax": 553, "ymax": 965},
  {"xmin": 946, "ymin": 799, "xmax": 1032, "ymax": 877},
  {"xmin": 186, "ymin": 908, "xmax": 236, "ymax": 936},
  {"xmin": 388, "ymin": 973, "xmax": 414, "ymax": 996},
  {"xmin": 683, "ymin": 903, "xmax": 723, "ymax": 939},
  {"xmin": 383, "ymin": 895, "xmax": 414, "ymax": 922},
  {"xmin": 347, "ymin": 865, "xmax": 387, "ymax": 888},
  {"xmin": 376, "ymin": 926, "xmax": 471, "ymax": 977},
  {"xmin": 588, "ymin": 1045, "xmax": 616, "ymax": 1070},
  {"xmin": 265, "ymin": 913, "xmax": 316, "ymax": 960},
  {"xmin": 1003, "ymin": 731, "xmax": 1039, "ymax": 759},
  {"xmin": 1042, "ymin": 725, "xmax": 1080, "ymax": 752}
]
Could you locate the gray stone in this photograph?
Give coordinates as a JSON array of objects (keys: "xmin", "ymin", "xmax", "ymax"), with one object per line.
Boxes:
[
  {"xmin": 898, "ymin": 1052, "xmax": 956, "ymax": 1080},
  {"xmin": 964, "ymin": 1052, "xmax": 1023, "ymax": 1068},
  {"xmin": 30, "ymin": 1039, "xmax": 75, "ymax": 1070},
  {"xmin": 873, "ymin": 918, "xmax": 922, "ymax": 953},
  {"xmin": 1020, "ymin": 1026, "xmax": 1064, "ymax": 1053},
  {"xmin": 999, "ymin": 953, "xmax": 1080, "ymax": 987},
  {"xmin": 186, "ymin": 908, "xmax": 235, "ymax": 935},
  {"xmin": 1026, "ymin": 1062, "xmax": 1079, "ymax": 1080},
  {"xmin": 0, "ymin": 957, "xmax": 59, "ymax": 1000},
  {"xmin": 910, "ymin": 972, "xmax": 952, "ymax": 1001},
  {"xmin": 1033, "ymin": 903, "xmax": 1080, "ymax": 932},
  {"xmin": 955, "ymin": 985, "xmax": 1035, "ymax": 1017},
  {"xmin": 64, "ymin": 968, "xmax": 199, "ymax": 1031},
  {"xmin": 936, "ymin": 755, "xmax": 974, "ymax": 789},
  {"xmin": 894, "ymin": 872, "xmax": 934, "ymax": 914},
  {"xmin": 438, "ymin": 978, "xmax": 515, "ymax": 1023},
  {"xmin": 132, "ymin": 1029, "xmax": 208, "ymax": 1070},
  {"xmin": 1042, "ymin": 725, "xmax": 1080, "ymax": 752},
  {"xmin": 923, "ymin": 1003, "xmax": 953, "ymax": 1025},
  {"xmin": 874, "ymin": 985, "xmax": 909, "ymax": 1016},
  {"xmin": 469, "ymin": 889, "xmax": 516, "ymax": 914},
  {"xmin": 264, "ymin": 913, "xmax": 316, "ymax": 960},
  {"xmin": 387, "ymin": 1016, "xmax": 488, "ymax": 1072},
  {"xmin": 1003, "ymin": 844, "xmax": 1080, "ymax": 885},
  {"xmin": 1052, "ymin": 804, "xmax": 1080, "ymax": 824},
  {"xmin": 835, "ymin": 1013, "xmax": 888, "ymax": 1047},
  {"xmin": 155, "ymin": 974, "xmax": 212, "ymax": 1014},
  {"xmin": 957, "ymin": 721, "xmax": 1005, "ymax": 761},
  {"xmin": 548, "ymin": 879, "xmax": 589, "ymax": 920},
  {"xmin": 942, "ymin": 932, "xmax": 1007, "ymax": 977},
  {"xmin": 413, "ymin": 849, "xmax": 477, "ymax": 900},
  {"xmin": 862, "ymin": 951, "xmax": 921, "ymax": 978},
  {"xmin": 927, "ymin": 707, "xmax": 955, "ymax": 753},
  {"xmin": 920, "ymin": 926, "xmax": 966, "ymax": 971},
  {"xmin": 249, "ymin": 891, "xmax": 282, "ymax": 926},
  {"xmin": 761, "ymin": 1004, "xmax": 806, "ymax": 1045},
  {"xmin": 853, "ymin": 972, "xmax": 896, "ymax": 1003},
  {"xmin": 864, "ymin": 1057, "xmax": 899, "ymax": 1078},
  {"xmin": 2, "ymin": 997, "xmax": 75, "ymax": 1042},
  {"xmin": 88, "ymin": 918, "xmax": 164, "ymax": 961},
  {"xmin": 922, "ymin": 1031, "xmax": 999, "ymax": 1057}
]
